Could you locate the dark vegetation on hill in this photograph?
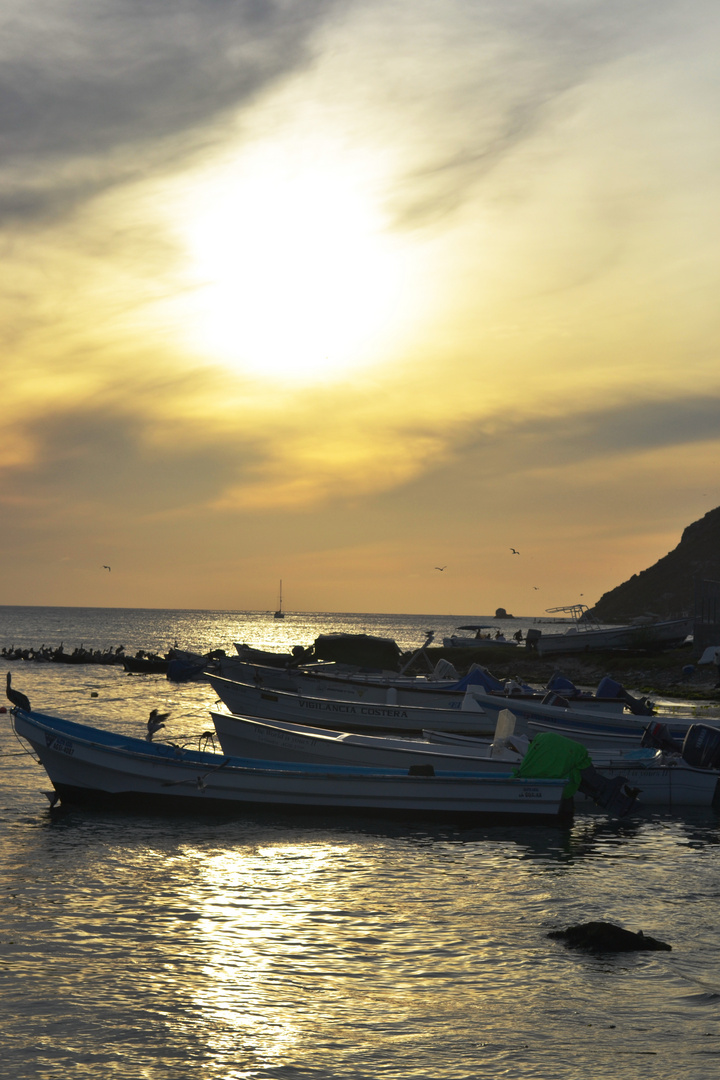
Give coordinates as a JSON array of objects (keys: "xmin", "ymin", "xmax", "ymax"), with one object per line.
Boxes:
[{"xmin": 588, "ymin": 506, "xmax": 720, "ymax": 623}]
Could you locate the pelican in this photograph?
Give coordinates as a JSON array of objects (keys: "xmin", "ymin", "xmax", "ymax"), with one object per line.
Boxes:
[
  {"xmin": 6, "ymin": 673, "xmax": 31, "ymax": 712},
  {"xmin": 146, "ymin": 708, "xmax": 170, "ymax": 741}
]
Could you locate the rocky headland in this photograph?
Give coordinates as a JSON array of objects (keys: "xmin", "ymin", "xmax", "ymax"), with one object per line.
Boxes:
[{"xmin": 588, "ymin": 506, "xmax": 720, "ymax": 623}]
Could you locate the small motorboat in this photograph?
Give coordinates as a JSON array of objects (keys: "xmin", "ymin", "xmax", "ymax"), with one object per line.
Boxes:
[{"xmin": 9, "ymin": 705, "xmax": 571, "ymax": 823}]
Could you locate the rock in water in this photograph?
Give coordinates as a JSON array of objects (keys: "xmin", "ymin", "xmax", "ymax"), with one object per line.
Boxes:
[{"xmin": 548, "ymin": 921, "xmax": 671, "ymax": 952}]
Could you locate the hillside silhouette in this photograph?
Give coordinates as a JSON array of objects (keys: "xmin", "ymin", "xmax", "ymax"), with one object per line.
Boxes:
[{"xmin": 590, "ymin": 506, "xmax": 720, "ymax": 623}]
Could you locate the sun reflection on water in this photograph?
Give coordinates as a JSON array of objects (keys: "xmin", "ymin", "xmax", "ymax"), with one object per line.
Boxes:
[{"xmin": 168, "ymin": 840, "xmax": 359, "ymax": 1070}]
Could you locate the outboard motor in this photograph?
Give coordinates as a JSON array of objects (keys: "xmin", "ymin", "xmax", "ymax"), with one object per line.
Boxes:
[
  {"xmin": 596, "ymin": 676, "xmax": 656, "ymax": 716},
  {"xmin": 577, "ymin": 767, "xmax": 640, "ymax": 817},
  {"xmin": 546, "ymin": 672, "xmax": 579, "ymax": 695},
  {"xmin": 681, "ymin": 725, "xmax": 720, "ymax": 770},
  {"xmin": 541, "ymin": 691, "xmax": 571, "ymax": 708},
  {"xmin": 641, "ymin": 722, "xmax": 683, "ymax": 754}
]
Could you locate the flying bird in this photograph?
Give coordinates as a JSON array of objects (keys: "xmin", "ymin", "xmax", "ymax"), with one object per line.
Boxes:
[
  {"xmin": 434, "ymin": 566, "xmax": 447, "ymax": 571},
  {"xmin": 6, "ymin": 672, "xmax": 31, "ymax": 712},
  {"xmin": 102, "ymin": 565, "xmax": 111, "ymax": 571},
  {"xmin": 533, "ymin": 586, "xmax": 540, "ymax": 590},
  {"xmin": 146, "ymin": 708, "xmax": 170, "ymax": 741},
  {"xmin": 510, "ymin": 548, "xmax": 520, "ymax": 555}
]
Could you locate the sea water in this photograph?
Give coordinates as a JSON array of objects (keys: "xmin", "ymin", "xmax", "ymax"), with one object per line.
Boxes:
[{"xmin": 2, "ymin": 607, "xmax": 720, "ymax": 1080}]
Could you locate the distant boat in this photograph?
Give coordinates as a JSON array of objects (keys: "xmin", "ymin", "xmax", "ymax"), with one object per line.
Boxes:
[
  {"xmin": 525, "ymin": 605, "xmax": 692, "ymax": 656},
  {"xmin": 442, "ymin": 624, "xmax": 518, "ymax": 648},
  {"xmin": 274, "ymin": 580, "xmax": 285, "ymax": 619}
]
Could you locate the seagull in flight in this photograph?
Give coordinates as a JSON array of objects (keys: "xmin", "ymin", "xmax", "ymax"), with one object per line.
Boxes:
[
  {"xmin": 434, "ymin": 566, "xmax": 447, "ymax": 571},
  {"xmin": 510, "ymin": 548, "xmax": 520, "ymax": 555},
  {"xmin": 146, "ymin": 709, "xmax": 170, "ymax": 741},
  {"xmin": 102, "ymin": 565, "xmax": 111, "ymax": 571}
]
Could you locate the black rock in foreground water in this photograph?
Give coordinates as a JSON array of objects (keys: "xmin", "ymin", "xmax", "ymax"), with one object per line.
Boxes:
[{"xmin": 548, "ymin": 921, "xmax": 672, "ymax": 952}]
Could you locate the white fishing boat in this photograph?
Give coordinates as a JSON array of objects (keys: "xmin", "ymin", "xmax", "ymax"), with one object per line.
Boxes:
[
  {"xmin": 9, "ymin": 706, "xmax": 570, "ymax": 823},
  {"xmin": 210, "ymin": 708, "xmax": 720, "ymax": 808},
  {"xmin": 215, "ymin": 656, "xmax": 653, "ymax": 716},
  {"xmin": 525, "ymin": 605, "xmax": 692, "ymax": 656},
  {"xmin": 207, "ymin": 672, "xmax": 502, "ymax": 736},
  {"xmin": 206, "ymin": 672, "xmax": 674, "ymax": 739}
]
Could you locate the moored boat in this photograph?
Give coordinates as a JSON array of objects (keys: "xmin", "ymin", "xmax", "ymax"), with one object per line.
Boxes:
[
  {"xmin": 215, "ymin": 657, "xmax": 654, "ymax": 716},
  {"xmin": 442, "ymin": 624, "xmax": 518, "ymax": 648},
  {"xmin": 210, "ymin": 708, "xmax": 720, "ymax": 808},
  {"xmin": 207, "ymin": 672, "xmax": 502, "ymax": 735},
  {"xmin": 9, "ymin": 706, "xmax": 570, "ymax": 823},
  {"xmin": 525, "ymin": 605, "xmax": 692, "ymax": 656},
  {"xmin": 206, "ymin": 671, "xmax": 674, "ymax": 739}
]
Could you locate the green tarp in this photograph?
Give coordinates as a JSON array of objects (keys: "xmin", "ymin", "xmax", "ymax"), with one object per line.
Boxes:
[{"xmin": 514, "ymin": 732, "xmax": 592, "ymax": 798}]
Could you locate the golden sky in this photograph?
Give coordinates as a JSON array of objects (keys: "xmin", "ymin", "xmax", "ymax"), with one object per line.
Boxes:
[{"xmin": 1, "ymin": 0, "xmax": 719, "ymax": 615}]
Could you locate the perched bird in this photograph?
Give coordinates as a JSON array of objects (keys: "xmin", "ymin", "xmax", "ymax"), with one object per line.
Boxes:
[
  {"xmin": 146, "ymin": 708, "xmax": 170, "ymax": 741},
  {"xmin": 6, "ymin": 672, "xmax": 31, "ymax": 712},
  {"xmin": 510, "ymin": 548, "xmax": 520, "ymax": 555},
  {"xmin": 102, "ymin": 565, "xmax": 111, "ymax": 572}
]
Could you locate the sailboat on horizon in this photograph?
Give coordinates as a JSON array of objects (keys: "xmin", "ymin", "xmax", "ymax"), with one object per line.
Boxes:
[{"xmin": 274, "ymin": 580, "xmax": 285, "ymax": 619}]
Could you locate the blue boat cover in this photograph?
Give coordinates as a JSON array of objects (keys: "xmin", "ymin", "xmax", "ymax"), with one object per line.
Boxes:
[
  {"xmin": 446, "ymin": 667, "xmax": 505, "ymax": 693},
  {"xmin": 595, "ymin": 676, "xmax": 623, "ymax": 699}
]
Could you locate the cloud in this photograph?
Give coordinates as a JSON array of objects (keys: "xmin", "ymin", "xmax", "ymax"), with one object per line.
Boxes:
[
  {"xmin": 353, "ymin": 0, "xmax": 720, "ymax": 229},
  {"xmin": 0, "ymin": 403, "xmax": 261, "ymax": 519},
  {"xmin": 4, "ymin": 376, "xmax": 718, "ymax": 530},
  {"xmin": 445, "ymin": 393, "xmax": 720, "ymax": 481},
  {"xmin": 0, "ymin": 0, "xmax": 339, "ymax": 221}
]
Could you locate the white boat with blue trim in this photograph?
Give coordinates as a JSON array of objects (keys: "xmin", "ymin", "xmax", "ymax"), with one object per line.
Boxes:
[{"xmin": 9, "ymin": 705, "xmax": 570, "ymax": 822}]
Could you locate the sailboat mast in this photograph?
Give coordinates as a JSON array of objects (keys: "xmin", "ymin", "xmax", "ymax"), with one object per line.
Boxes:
[{"xmin": 274, "ymin": 579, "xmax": 285, "ymax": 619}]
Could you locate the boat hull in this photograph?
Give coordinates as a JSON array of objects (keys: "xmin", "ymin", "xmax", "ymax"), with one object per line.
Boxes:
[
  {"xmin": 208, "ymin": 673, "xmax": 502, "ymax": 735},
  {"xmin": 531, "ymin": 618, "xmax": 692, "ymax": 656},
  {"xmin": 11, "ymin": 709, "xmax": 569, "ymax": 823},
  {"xmin": 207, "ymin": 673, "xmax": 704, "ymax": 742},
  {"xmin": 214, "ymin": 660, "xmax": 641, "ymax": 716},
  {"xmin": 211, "ymin": 710, "xmax": 720, "ymax": 808}
]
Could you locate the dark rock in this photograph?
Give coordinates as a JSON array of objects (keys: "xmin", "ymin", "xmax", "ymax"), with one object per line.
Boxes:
[
  {"xmin": 590, "ymin": 506, "xmax": 720, "ymax": 623},
  {"xmin": 548, "ymin": 921, "xmax": 671, "ymax": 952}
]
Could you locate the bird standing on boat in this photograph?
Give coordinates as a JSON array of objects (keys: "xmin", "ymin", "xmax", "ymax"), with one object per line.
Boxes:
[
  {"xmin": 6, "ymin": 673, "xmax": 31, "ymax": 712},
  {"xmin": 146, "ymin": 708, "xmax": 170, "ymax": 741}
]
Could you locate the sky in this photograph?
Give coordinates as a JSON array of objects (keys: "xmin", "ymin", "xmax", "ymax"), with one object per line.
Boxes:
[{"xmin": 2, "ymin": 0, "xmax": 719, "ymax": 616}]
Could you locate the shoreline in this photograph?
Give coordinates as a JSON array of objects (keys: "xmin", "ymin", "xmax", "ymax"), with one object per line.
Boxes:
[{"xmin": 409, "ymin": 645, "xmax": 720, "ymax": 700}]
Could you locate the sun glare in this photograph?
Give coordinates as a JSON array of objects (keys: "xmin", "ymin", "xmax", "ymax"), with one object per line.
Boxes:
[{"xmin": 179, "ymin": 146, "xmax": 409, "ymax": 381}]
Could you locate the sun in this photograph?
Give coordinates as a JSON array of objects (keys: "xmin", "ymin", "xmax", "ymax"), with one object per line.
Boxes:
[{"xmin": 178, "ymin": 144, "xmax": 410, "ymax": 381}]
